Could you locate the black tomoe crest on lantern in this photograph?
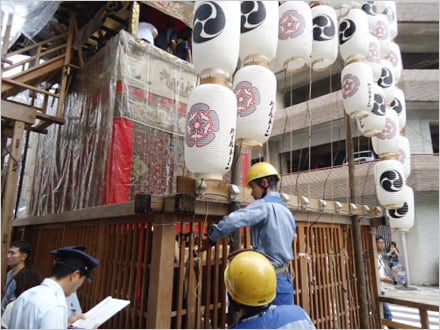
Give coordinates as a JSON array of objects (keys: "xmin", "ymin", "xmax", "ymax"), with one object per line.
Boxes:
[
  {"xmin": 313, "ymin": 14, "xmax": 335, "ymax": 41},
  {"xmin": 193, "ymin": 2, "xmax": 226, "ymax": 43},
  {"xmin": 361, "ymin": 2, "xmax": 377, "ymax": 16},
  {"xmin": 388, "ymin": 202, "xmax": 409, "ymax": 219},
  {"xmin": 380, "ymin": 170, "xmax": 403, "ymax": 192},
  {"xmin": 372, "ymin": 93, "xmax": 386, "ymax": 116},
  {"xmin": 241, "ymin": 1, "xmax": 266, "ymax": 33},
  {"xmin": 339, "ymin": 19, "xmax": 356, "ymax": 45},
  {"xmin": 378, "ymin": 66, "xmax": 393, "ymax": 88},
  {"xmin": 391, "ymin": 97, "xmax": 402, "ymax": 114}
]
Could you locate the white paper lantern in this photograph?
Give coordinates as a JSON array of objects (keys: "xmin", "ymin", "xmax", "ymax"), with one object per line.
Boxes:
[
  {"xmin": 277, "ymin": 1, "xmax": 313, "ymax": 72},
  {"xmin": 339, "ymin": 9, "xmax": 370, "ymax": 62},
  {"xmin": 239, "ymin": 1, "xmax": 279, "ymax": 65},
  {"xmin": 390, "ymin": 88, "xmax": 406, "ymax": 130},
  {"xmin": 365, "ymin": 34, "xmax": 382, "ymax": 80},
  {"xmin": 374, "ymin": 159, "xmax": 406, "ymax": 209},
  {"xmin": 233, "ymin": 65, "xmax": 276, "ymax": 148},
  {"xmin": 386, "ymin": 186, "xmax": 414, "ymax": 231},
  {"xmin": 185, "ymin": 83, "xmax": 237, "ymax": 180},
  {"xmin": 356, "ymin": 83, "xmax": 386, "ymax": 137},
  {"xmin": 377, "ymin": 1, "xmax": 398, "ymax": 40},
  {"xmin": 377, "ymin": 59, "xmax": 395, "ymax": 105},
  {"xmin": 192, "ymin": 1, "xmax": 240, "ymax": 77},
  {"xmin": 371, "ymin": 107, "xmax": 400, "ymax": 157},
  {"xmin": 341, "ymin": 61, "xmax": 374, "ymax": 118},
  {"xmin": 385, "ymin": 42, "xmax": 403, "ymax": 83},
  {"xmin": 332, "ymin": 1, "xmax": 356, "ymax": 18},
  {"xmin": 311, "ymin": 5, "xmax": 338, "ymax": 71},
  {"xmin": 361, "ymin": 1, "xmax": 378, "ymax": 28},
  {"xmin": 397, "ymin": 135, "xmax": 411, "ymax": 179},
  {"xmin": 371, "ymin": 14, "xmax": 390, "ymax": 55}
]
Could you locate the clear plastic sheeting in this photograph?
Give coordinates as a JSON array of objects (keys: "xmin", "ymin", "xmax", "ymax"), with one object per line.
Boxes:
[
  {"xmin": 0, "ymin": 1, "xmax": 60, "ymax": 50},
  {"xmin": 30, "ymin": 30, "xmax": 197, "ymax": 216}
]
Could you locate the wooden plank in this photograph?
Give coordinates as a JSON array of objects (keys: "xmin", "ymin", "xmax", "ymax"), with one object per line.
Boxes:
[
  {"xmin": 298, "ymin": 224, "xmax": 310, "ymax": 312},
  {"xmin": 12, "ymin": 198, "xmax": 160, "ymax": 226},
  {"xmin": 1, "ymin": 120, "xmax": 25, "ymax": 279},
  {"xmin": 146, "ymin": 214, "xmax": 176, "ymax": 329},
  {"xmin": 138, "ymin": 224, "xmax": 151, "ymax": 329},
  {"xmin": 1, "ymin": 100, "xmax": 36, "ymax": 124},
  {"xmin": 382, "ymin": 318, "xmax": 421, "ymax": 329},
  {"xmin": 378, "ymin": 296, "xmax": 438, "ymax": 310}
]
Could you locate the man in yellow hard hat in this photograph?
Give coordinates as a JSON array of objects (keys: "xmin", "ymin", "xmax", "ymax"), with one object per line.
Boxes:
[
  {"xmin": 201, "ymin": 162, "xmax": 296, "ymax": 305},
  {"xmin": 225, "ymin": 251, "xmax": 315, "ymax": 329}
]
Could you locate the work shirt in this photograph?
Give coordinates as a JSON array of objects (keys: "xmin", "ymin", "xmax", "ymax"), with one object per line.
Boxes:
[
  {"xmin": 209, "ymin": 192, "xmax": 296, "ymax": 268},
  {"xmin": 137, "ymin": 22, "xmax": 158, "ymax": 45},
  {"xmin": 1, "ymin": 270, "xmax": 16, "ymax": 313},
  {"xmin": 231, "ymin": 305, "xmax": 316, "ymax": 329},
  {"xmin": 66, "ymin": 291, "xmax": 82, "ymax": 317},
  {"xmin": 8, "ymin": 278, "xmax": 68, "ymax": 329}
]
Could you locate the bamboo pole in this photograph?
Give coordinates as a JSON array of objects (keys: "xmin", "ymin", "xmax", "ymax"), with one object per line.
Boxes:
[
  {"xmin": 1, "ymin": 121, "xmax": 25, "ymax": 279},
  {"xmin": 345, "ymin": 114, "xmax": 370, "ymax": 328}
]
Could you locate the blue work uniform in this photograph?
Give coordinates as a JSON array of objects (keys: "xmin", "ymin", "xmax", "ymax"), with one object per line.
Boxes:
[
  {"xmin": 1, "ymin": 270, "xmax": 16, "ymax": 313},
  {"xmin": 208, "ymin": 192, "xmax": 296, "ymax": 305},
  {"xmin": 231, "ymin": 304, "xmax": 316, "ymax": 329}
]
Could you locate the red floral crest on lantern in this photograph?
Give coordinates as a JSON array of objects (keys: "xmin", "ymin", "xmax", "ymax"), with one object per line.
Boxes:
[
  {"xmin": 279, "ymin": 10, "xmax": 305, "ymax": 40},
  {"xmin": 234, "ymin": 81, "xmax": 260, "ymax": 117},
  {"xmin": 385, "ymin": 51, "xmax": 398, "ymax": 67},
  {"xmin": 377, "ymin": 117, "xmax": 397, "ymax": 140},
  {"xmin": 342, "ymin": 74, "xmax": 360, "ymax": 99},
  {"xmin": 374, "ymin": 21, "xmax": 389, "ymax": 40},
  {"xmin": 185, "ymin": 103, "xmax": 220, "ymax": 147},
  {"xmin": 367, "ymin": 42, "xmax": 381, "ymax": 63}
]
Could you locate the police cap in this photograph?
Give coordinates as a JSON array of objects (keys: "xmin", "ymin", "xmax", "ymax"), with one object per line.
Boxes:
[{"xmin": 51, "ymin": 246, "xmax": 100, "ymax": 282}]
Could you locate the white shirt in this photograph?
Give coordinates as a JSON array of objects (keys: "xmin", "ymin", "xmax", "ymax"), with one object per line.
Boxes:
[
  {"xmin": 66, "ymin": 291, "xmax": 82, "ymax": 317},
  {"xmin": 1, "ymin": 300, "xmax": 15, "ymax": 328},
  {"xmin": 8, "ymin": 278, "xmax": 68, "ymax": 329},
  {"xmin": 137, "ymin": 22, "xmax": 158, "ymax": 45}
]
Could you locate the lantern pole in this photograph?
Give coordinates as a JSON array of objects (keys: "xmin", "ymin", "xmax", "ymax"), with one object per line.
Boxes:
[
  {"xmin": 345, "ymin": 114, "xmax": 370, "ymax": 328},
  {"xmin": 400, "ymin": 230, "xmax": 411, "ymax": 285}
]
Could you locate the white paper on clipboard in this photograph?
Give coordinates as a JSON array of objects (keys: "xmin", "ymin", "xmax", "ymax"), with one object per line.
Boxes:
[{"xmin": 71, "ymin": 296, "xmax": 130, "ymax": 329}]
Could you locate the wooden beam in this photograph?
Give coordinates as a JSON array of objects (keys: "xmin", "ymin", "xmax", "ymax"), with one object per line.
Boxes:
[
  {"xmin": 12, "ymin": 197, "xmax": 165, "ymax": 227},
  {"xmin": 1, "ymin": 100, "xmax": 36, "ymax": 124},
  {"xmin": 146, "ymin": 214, "xmax": 176, "ymax": 329},
  {"xmin": 56, "ymin": 12, "xmax": 75, "ymax": 119},
  {"xmin": 1, "ymin": 120, "xmax": 25, "ymax": 280},
  {"xmin": 1, "ymin": 78, "xmax": 60, "ymax": 97}
]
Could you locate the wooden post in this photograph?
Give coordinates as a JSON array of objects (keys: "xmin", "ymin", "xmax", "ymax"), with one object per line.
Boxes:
[
  {"xmin": 1, "ymin": 121, "xmax": 25, "ymax": 279},
  {"xmin": 129, "ymin": 2, "xmax": 140, "ymax": 35},
  {"xmin": 146, "ymin": 214, "xmax": 176, "ymax": 329},
  {"xmin": 56, "ymin": 12, "xmax": 75, "ymax": 120},
  {"xmin": 345, "ymin": 114, "xmax": 370, "ymax": 328}
]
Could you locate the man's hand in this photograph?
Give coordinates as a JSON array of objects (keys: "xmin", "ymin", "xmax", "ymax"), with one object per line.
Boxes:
[
  {"xmin": 200, "ymin": 236, "xmax": 215, "ymax": 252},
  {"xmin": 68, "ymin": 313, "xmax": 85, "ymax": 327}
]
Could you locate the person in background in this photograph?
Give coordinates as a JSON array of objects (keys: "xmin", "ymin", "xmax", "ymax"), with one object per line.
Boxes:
[
  {"xmin": 175, "ymin": 27, "xmax": 192, "ymax": 63},
  {"xmin": 8, "ymin": 246, "xmax": 100, "ymax": 329},
  {"xmin": 1, "ymin": 267, "xmax": 42, "ymax": 328},
  {"xmin": 1, "ymin": 240, "xmax": 33, "ymax": 313},
  {"xmin": 137, "ymin": 21, "xmax": 158, "ymax": 46},
  {"xmin": 63, "ymin": 246, "xmax": 87, "ymax": 325},
  {"xmin": 201, "ymin": 162, "xmax": 297, "ymax": 305},
  {"xmin": 387, "ymin": 241, "xmax": 400, "ymax": 270},
  {"xmin": 156, "ymin": 23, "xmax": 178, "ymax": 54},
  {"xmin": 225, "ymin": 250, "xmax": 315, "ymax": 329},
  {"xmin": 376, "ymin": 236, "xmax": 394, "ymax": 326}
]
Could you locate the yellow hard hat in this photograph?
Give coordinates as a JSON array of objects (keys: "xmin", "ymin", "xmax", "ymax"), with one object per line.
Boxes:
[
  {"xmin": 246, "ymin": 162, "xmax": 280, "ymax": 186},
  {"xmin": 224, "ymin": 251, "xmax": 276, "ymax": 307}
]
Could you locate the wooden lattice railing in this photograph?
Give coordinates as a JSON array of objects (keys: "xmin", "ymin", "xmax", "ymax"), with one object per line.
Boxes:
[{"xmin": 11, "ymin": 198, "xmax": 383, "ymax": 329}]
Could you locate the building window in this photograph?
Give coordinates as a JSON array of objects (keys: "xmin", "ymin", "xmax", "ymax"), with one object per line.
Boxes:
[{"xmin": 430, "ymin": 123, "xmax": 439, "ymax": 154}]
